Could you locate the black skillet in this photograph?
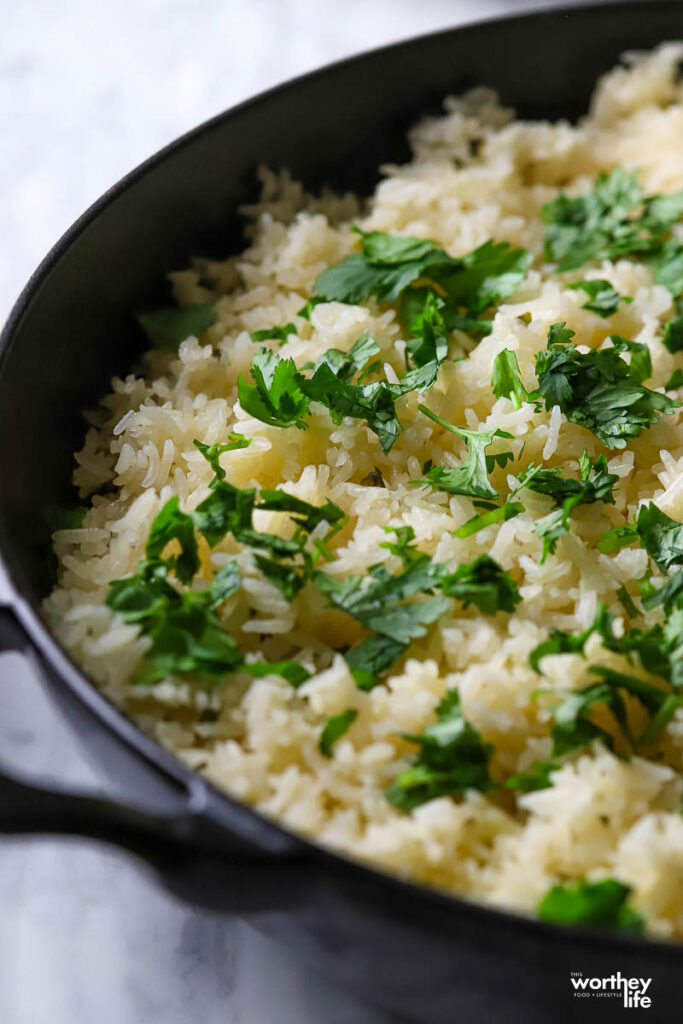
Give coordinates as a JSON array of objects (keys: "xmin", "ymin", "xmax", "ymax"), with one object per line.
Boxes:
[{"xmin": 1, "ymin": 3, "xmax": 682, "ymax": 1020}]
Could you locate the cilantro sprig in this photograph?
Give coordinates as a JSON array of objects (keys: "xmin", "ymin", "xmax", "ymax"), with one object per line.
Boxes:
[
  {"xmin": 543, "ymin": 168, "xmax": 683, "ymax": 271},
  {"xmin": 385, "ymin": 690, "xmax": 494, "ymax": 811},
  {"xmin": 568, "ymin": 279, "xmax": 631, "ymax": 317},
  {"xmin": 518, "ymin": 452, "xmax": 618, "ymax": 562},
  {"xmin": 535, "ymin": 323, "xmax": 678, "ymax": 449},
  {"xmin": 416, "ymin": 404, "xmax": 514, "ymax": 499},
  {"xmin": 314, "ymin": 229, "xmax": 531, "ymax": 330},
  {"xmin": 537, "ymin": 878, "xmax": 645, "ymax": 934}
]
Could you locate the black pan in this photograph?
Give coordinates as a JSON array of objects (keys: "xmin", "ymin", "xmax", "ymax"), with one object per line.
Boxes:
[{"xmin": 1, "ymin": 3, "xmax": 682, "ymax": 1020}]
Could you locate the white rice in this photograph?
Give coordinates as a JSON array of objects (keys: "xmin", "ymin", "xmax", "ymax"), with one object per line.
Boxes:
[{"xmin": 46, "ymin": 45, "xmax": 683, "ymax": 937}]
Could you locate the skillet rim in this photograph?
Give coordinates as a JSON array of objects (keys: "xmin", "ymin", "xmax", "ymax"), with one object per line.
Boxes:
[{"xmin": 1, "ymin": 0, "xmax": 682, "ymax": 960}]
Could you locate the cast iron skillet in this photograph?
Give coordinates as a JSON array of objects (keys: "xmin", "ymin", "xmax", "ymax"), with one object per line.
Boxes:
[{"xmin": 1, "ymin": 3, "xmax": 682, "ymax": 1020}]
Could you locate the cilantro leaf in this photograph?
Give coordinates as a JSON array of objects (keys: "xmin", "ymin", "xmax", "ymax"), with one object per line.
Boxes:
[
  {"xmin": 385, "ymin": 690, "xmax": 493, "ymax": 812},
  {"xmin": 519, "ymin": 453, "xmax": 618, "ymax": 506},
  {"xmin": 436, "ymin": 239, "xmax": 532, "ymax": 316},
  {"xmin": 245, "ymin": 660, "xmax": 311, "ymax": 687},
  {"xmin": 653, "ymin": 237, "xmax": 683, "ymax": 296},
  {"xmin": 249, "ymin": 322, "xmax": 297, "ymax": 344},
  {"xmin": 491, "ymin": 349, "xmax": 527, "ymax": 408},
  {"xmin": 193, "ymin": 434, "xmax": 251, "ymax": 481},
  {"xmin": 665, "ymin": 368, "xmax": 683, "ymax": 389},
  {"xmin": 440, "ymin": 555, "xmax": 521, "ymax": 615},
  {"xmin": 597, "ymin": 522, "xmax": 638, "ymax": 554},
  {"xmin": 314, "ymin": 229, "xmax": 530, "ymax": 329},
  {"xmin": 145, "ymin": 497, "xmax": 199, "ymax": 584},
  {"xmin": 380, "ymin": 525, "xmax": 424, "ymax": 567},
  {"xmin": 258, "ymin": 491, "xmax": 346, "ymax": 535},
  {"xmin": 238, "ymin": 349, "xmax": 310, "ymax": 429},
  {"xmin": 254, "ymin": 554, "xmax": 307, "ymax": 600},
  {"xmin": 535, "ymin": 322, "xmax": 679, "ymax": 449},
  {"xmin": 314, "ymin": 559, "xmax": 448, "ymax": 646},
  {"xmin": 403, "ymin": 291, "xmax": 449, "ymax": 376},
  {"xmin": 663, "ymin": 311, "xmax": 683, "ymax": 354},
  {"xmin": 303, "ymin": 360, "xmax": 407, "ymax": 453},
  {"xmin": 319, "ymin": 709, "xmax": 358, "ymax": 757},
  {"xmin": 537, "ymin": 879, "xmax": 645, "ymax": 934},
  {"xmin": 551, "ymin": 666, "xmax": 676, "ymax": 756},
  {"xmin": 635, "ymin": 502, "xmax": 683, "ymax": 571},
  {"xmin": 137, "ymin": 302, "xmax": 216, "ymax": 348},
  {"xmin": 344, "ymin": 634, "xmax": 408, "ymax": 691},
  {"xmin": 543, "ymin": 169, "xmax": 652, "ymax": 271},
  {"xmin": 417, "ymin": 404, "xmax": 513, "ymax": 499},
  {"xmin": 312, "ymin": 331, "xmax": 380, "ymax": 382},
  {"xmin": 610, "ymin": 335, "xmax": 652, "ymax": 384},
  {"xmin": 568, "ymin": 279, "xmax": 630, "ymax": 317},
  {"xmin": 452, "ymin": 501, "xmax": 524, "ymax": 539},
  {"xmin": 207, "ymin": 561, "xmax": 242, "ymax": 607},
  {"xmin": 505, "ymin": 760, "xmax": 559, "ymax": 792},
  {"xmin": 297, "ymin": 297, "xmax": 325, "ymax": 321},
  {"xmin": 518, "ymin": 452, "xmax": 618, "ymax": 562}
]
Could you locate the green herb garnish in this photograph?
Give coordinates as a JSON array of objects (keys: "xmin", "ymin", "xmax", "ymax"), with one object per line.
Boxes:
[
  {"xmin": 568, "ymin": 279, "xmax": 631, "ymax": 317},
  {"xmin": 416, "ymin": 404, "xmax": 514, "ymax": 499},
  {"xmin": 535, "ymin": 322, "xmax": 678, "ymax": 449},
  {"xmin": 385, "ymin": 690, "xmax": 493, "ymax": 811},
  {"xmin": 319, "ymin": 709, "xmax": 358, "ymax": 757},
  {"xmin": 537, "ymin": 878, "xmax": 645, "ymax": 933},
  {"xmin": 137, "ymin": 302, "xmax": 216, "ymax": 348}
]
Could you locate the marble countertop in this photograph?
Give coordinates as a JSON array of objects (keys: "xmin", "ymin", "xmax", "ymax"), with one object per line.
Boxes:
[{"xmin": 0, "ymin": 2, "xmax": 581, "ymax": 1021}]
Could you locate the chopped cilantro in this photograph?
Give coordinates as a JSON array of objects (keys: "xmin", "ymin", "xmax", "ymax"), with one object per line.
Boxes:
[
  {"xmin": 312, "ymin": 331, "xmax": 380, "ymax": 382},
  {"xmin": 417, "ymin": 404, "xmax": 514, "ymax": 499},
  {"xmin": 297, "ymin": 297, "xmax": 325, "ymax": 321},
  {"xmin": 249, "ymin": 322, "xmax": 297, "ymax": 344},
  {"xmin": 145, "ymin": 497, "xmax": 199, "ymax": 584},
  {"xmin": 537, "ymin": 879, "xmax": 645, "ymax": 933},
  {"xmin": 635, "ymin": 502, "xmax": 683, "ymax": 571},
  {"xmin": 319, "ymin": 708, "xmax": 358, "ymax": 757},
  {"xmin": 535, "ymin": 322, "xmax": 678, "ymax": 449},
  {"xmin": 665, "ymin": 368, "xmax": 683, "ymax": 389},
  {"xmin": 313, "ymin": 558, "xmax": 448, "ymax": 647},
  {"xmin": 551, "ymin": 666, "xmax": 676, "ymax": 756},
  {"xmin": 380, "ymin": 525, "xmax": 424, "ymax": 567},
  {"xmin": 518, "ymin": 452, "xmax": 618, "ymax": 562},
  {"xmin": 345, "ymin": 634, "xmax": 408, "ymax": 691},
  {"xmin": 403, "ymin": 291, "xmax": 449, "ymax": 382},
  {"xmin": 491, "ymin": 349, "xmax": 527, "ymax": 408},
  {"xmin": 610, "ymin": 335, "xmax": 652, "ymax": 384},
  {"xmin": 663, "ymin": 305, "xmax": 683, "ymax": 354},
  {"xmin": 313, "ymin": 228, "xmax": 530, "ymax": 336},
  {"xmin": 597, "ymin": 522, "xmax": 638, "ymax": 554},
  {"xmin": 304, "ymin": 360, "xmax": 409, "ymax": 453},
  {"xmin": 385, "ymin": 690, "xmax": 494, "ymax": 812},
  {"xmin": 440, "ymin": 555, "xmax": 521, "ymax": 615},
  {"xmin": 193, "ymin": 434, "xmax": 251, "ymax": 481},
  {"xmin": 653, "ymin": 237, "xmax": 683, "ymax": 296},
  {"xmin": 542, "ymin": 168, "xmax": 681, "ymax": 272},
  {"xmin": 258, "ymin": 490, "xmax": 346, "ymax": 535},
  {"xmin": 568, "ymin": 279, "xmax": 631, "ymax": 317},
  {"xmin": 107, "ymin": 559, "xmax": 243, "ymax": 684},
  {"xmin": 452, "ymin": 501, "xmax": 524, "ymax": 539},
  {"xmin": 238, "ymin": 348, "xmax": 310, "ymax": 429},
  {"xmin": 137, "ymin": 302, "xmax": 216, "ymax": 348},
  {"xmin": 505, "ymin": 760, "xmax": 559, "ymax": 792}
]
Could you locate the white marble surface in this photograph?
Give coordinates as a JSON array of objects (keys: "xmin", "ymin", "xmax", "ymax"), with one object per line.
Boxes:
[{"xmin": 0, "ymin": 2, "xmax": 580, "ymax": 1022}]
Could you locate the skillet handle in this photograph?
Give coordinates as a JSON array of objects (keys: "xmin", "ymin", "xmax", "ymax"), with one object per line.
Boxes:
[{"xmin": 0, "ymin": 604, "xmax": 314, "ymax": 909}]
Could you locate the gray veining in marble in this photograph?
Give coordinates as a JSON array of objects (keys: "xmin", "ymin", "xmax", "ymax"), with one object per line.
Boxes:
[{"xmin": 0, "ymin": 2, "xmax": 590, "ymax": 1021}]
